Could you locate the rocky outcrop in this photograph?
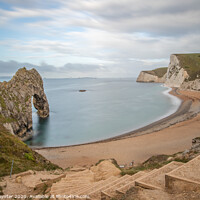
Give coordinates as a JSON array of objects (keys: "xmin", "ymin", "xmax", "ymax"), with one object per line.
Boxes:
[
  {"xmin": 0, "ymin": 67, "xmax": 49, "ymax": 138},
  {"xmin": 181, "ymin": 79, "xmax": 200, "ymax": 91},
  {"xmin": 165, "ymin": 54, "xmax": 200, "ymax": 90},
  {"xmin": 137, "ymin": 54, "xmax": 200, "ymax": 90},
  {"xmin": 137, "ymin": 71, "xmax": 166, "ymax": 83},
  {"xmin": 136, "ymin": 67, "xmax": 167, "ymax": 83},
  {"xmin": 165, "ymin": 55, "xmax": 189, "ymax": 87},
  {"xmin": 90, "ymin": 159, "xmax": 121, "ymax": 181}
]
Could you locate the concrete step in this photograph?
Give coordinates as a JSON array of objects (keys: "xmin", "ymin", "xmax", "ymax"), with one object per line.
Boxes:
[
  {"xmin": 101, "ymin": 174, "xmax": 134, "ymax": 199},
  {"xmin": 166, "ymin": 155, "xmax": 200, "ymax": 192},
  {"xmin": 51, "ymin": 182, "xmax": 92, "ymax": 191},
  {"xmin": 135, "ymin": 161, "xmax": 183, "ymax": 190},
  {"xmin": 73, "ymin": 181, "xmax": 103, "ymax": 195},
  {"xmin": 50, "ymin": 169, "xmax": 94, "ymax": 195},
  {"xmin": 52, "ymin": 182, "xmax": 93, "ymax": 195},
  {"xmin": 87, "ymin": 175, "xmax": 130, "ymax": 199},
  {"xmin": 77, "ymin": 176, "xmax": 117, "ymax": 196},
  {"xmin": 116, "ymin": 171, "xmax": 147, "ymax": 195},
  {"xmin": 51, "ymin": 182, "xmax": 93, "ymax": 195}
]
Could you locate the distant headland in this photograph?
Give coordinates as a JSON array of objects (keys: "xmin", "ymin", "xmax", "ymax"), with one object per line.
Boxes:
[{"xmin": 137, "ymin": 53, "xmax": 200, "ymax": 91}]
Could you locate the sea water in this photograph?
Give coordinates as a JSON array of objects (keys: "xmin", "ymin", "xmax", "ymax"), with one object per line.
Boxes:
[
  {"xmin": 0, "ymin": 77, "xmax": 181, "ymax": 147},
  {"xmin": 27, "ymin": 78, "xmax": 180, "ymax": 147}
]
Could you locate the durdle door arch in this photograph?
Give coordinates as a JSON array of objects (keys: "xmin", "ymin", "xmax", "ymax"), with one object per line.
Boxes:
[{"xmin": 0, "ymin": 68, "xmax": 49, "ymax": 139}]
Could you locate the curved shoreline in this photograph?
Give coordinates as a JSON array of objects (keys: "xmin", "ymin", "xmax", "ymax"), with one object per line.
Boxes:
[{"xmin": 33, "ymin": 88, "xmax": 198, "ymax": 150}]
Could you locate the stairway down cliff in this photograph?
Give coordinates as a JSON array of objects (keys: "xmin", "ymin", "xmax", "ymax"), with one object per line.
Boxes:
[{"xmin": 0, "ymin": 67, "xmax": 49, "ymax": 138}]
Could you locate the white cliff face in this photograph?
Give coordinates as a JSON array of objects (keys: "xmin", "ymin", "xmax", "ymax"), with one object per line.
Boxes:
[
  {"xmin": 165, "ymin": 55, "xmax": 189, "ymax": 87},
  {"xmin": 137, "ymin": 54, "xmax": 199, "ymax": 90},
  {"xmin": 164, "ymin": 54, "xmax": 200, "ymax": 90},
  {"xmin": 136, "ymin": 71, "xmax": 166, "ymax": 83},
  {"xmin": 181, "ymin": 79, "xmax": 200, "ymax": 91}
]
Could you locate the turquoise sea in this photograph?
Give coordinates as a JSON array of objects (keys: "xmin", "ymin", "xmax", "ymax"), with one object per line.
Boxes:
[
  {"xmin": 24, "ymin": 78, "xmax": 180, "ymax": 147},
  {"xmin": 0, "ymin": 77, "xmax": 181, "ymax": 147}
]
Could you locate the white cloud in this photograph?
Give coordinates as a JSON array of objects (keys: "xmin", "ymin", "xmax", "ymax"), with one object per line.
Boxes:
[{"xmin": 0, "ymin": 0, "xmax": 199, "ymax": 77}]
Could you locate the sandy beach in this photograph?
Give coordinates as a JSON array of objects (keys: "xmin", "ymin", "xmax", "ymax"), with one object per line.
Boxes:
[{"xmin": 35, "ymin": 89, "xmax": 200, "ymax": 169}]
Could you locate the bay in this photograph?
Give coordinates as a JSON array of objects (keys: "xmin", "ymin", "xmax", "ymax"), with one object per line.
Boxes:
[{"xmin": 25, "ymin": 78, "xmax": 180, "ymax": 147}]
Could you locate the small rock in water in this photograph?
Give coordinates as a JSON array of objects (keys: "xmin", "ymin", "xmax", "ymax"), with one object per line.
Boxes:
[{"xmin": 79, "ymin": 90, "xmax": 86, "ymax": 92}]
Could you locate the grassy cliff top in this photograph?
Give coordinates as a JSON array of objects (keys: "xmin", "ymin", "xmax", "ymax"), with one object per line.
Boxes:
[
  {"xmin": 143, "ymin": 67, "xmax": 167, "ymax": 78},
  {"xmin": 175, "ymin": 53, "xmax": 200, "ymax": 81},
  {"xmin": 0, "ymin": 122, "xmax": 59, "ymax": 177}
]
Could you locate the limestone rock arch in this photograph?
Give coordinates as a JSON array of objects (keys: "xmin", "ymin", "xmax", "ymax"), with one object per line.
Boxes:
[{"xmin": 0, "ymin": 67, "xmax": 49, "ymax": 138}]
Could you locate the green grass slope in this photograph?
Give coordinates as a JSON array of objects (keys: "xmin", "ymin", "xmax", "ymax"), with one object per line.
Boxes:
[
  {"xmin": 143, "ymin": 67, "xmax": 167, "ymax": 78},
  {"xmin": 0, "ymin": 123, "xmax": 59, "ymax": 177},
  {"xmin": 175, "ymin": 53, "xmax": 200, "ymax": 81}
]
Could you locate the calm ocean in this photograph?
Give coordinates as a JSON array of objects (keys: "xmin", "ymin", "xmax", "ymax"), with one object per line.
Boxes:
[
  {"xmin": 0, "ymin": 77, "xmax": 181, "ymax": 147},
  {"xmin": 24, "ymin": 78, "xmax": 180, "ymax": 147}
]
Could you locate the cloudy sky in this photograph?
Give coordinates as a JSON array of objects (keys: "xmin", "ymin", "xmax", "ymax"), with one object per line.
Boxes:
[{"xmin": 0, "ymin": 0, "xmax": 200, "ymax": 78}]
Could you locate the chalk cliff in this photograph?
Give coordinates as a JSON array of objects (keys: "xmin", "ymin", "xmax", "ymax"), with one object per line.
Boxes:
[
  {"xmin": 181, "ymin": 79, "xmax": 200, "ymax": 91},
  {"xmin": 136, "ymin": 67, "xmax": 167, "ymax": 83},
  {"xmin": 137, "ymin": 71, "xmax": 166, "ymax": 83},
  {"xmin": 165, "ymin": 54, "xmax": 200, "ymax": 90},
  {"xmin": 165, "ymin": 55, "xmax": 189, "ymax": 87},
  {"xmin": 0, "ymin": 67, "xmax": 49, "ymax": 138},
  {"xmin": 137, "ymin": 54, "xmax": 200, "ymax": 90}
]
